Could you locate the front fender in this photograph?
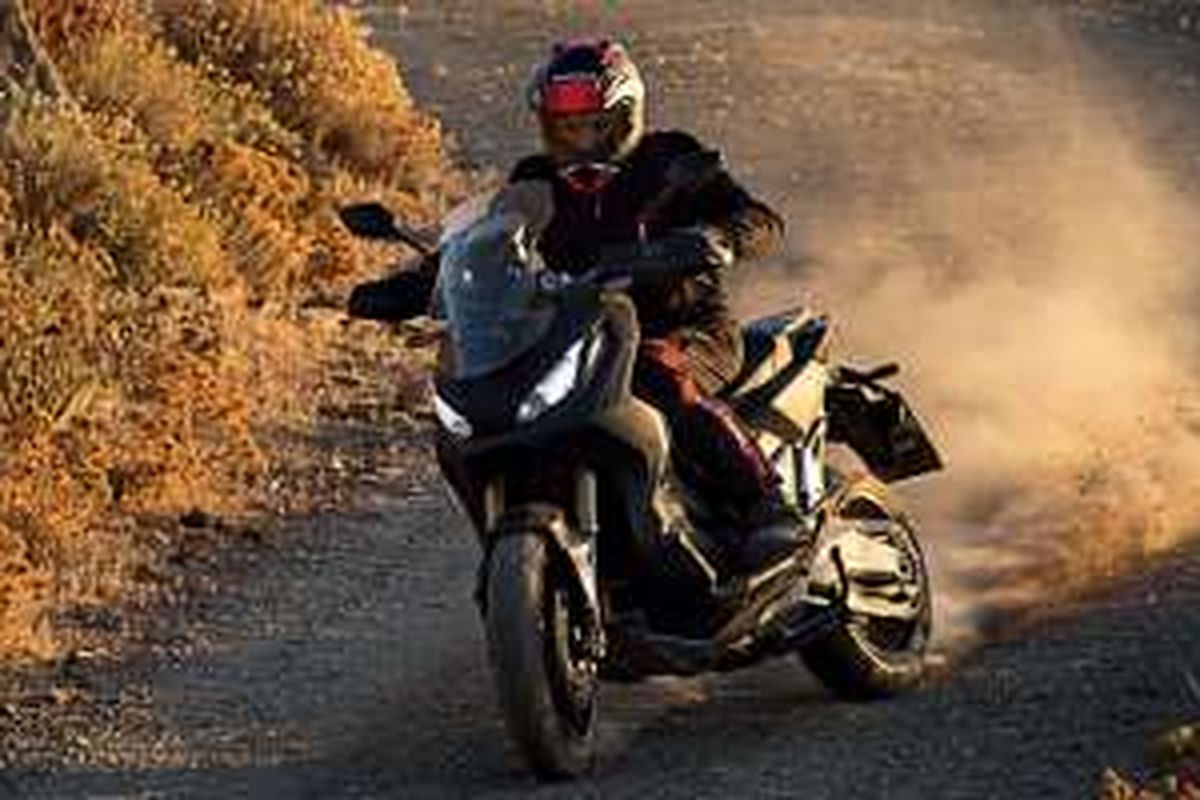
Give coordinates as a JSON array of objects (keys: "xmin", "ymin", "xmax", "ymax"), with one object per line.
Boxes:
[{"xmin": 482, "ymin": 504, "xmax": 603, "ymax": 654}]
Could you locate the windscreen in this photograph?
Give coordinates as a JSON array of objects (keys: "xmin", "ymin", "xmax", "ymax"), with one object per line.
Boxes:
[{"xmin": 437, "ymin": 201, "xmax": 555, "ymax": 379}]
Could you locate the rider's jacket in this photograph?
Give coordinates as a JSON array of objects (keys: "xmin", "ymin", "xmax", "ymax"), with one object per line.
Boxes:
[{"xmin": 509, "ymin": 130, "xmax": 785, "ymax": 338}]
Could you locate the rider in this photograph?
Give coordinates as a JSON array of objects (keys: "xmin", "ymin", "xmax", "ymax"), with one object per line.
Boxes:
[{"xmin": 350, "ymin": 38, "xmax": 801, "ymax": 574}]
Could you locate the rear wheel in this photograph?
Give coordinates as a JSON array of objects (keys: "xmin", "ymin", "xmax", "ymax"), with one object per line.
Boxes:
[
  {"xmin": 485, "ymin": 532, "xmax": 598, "ymax": 779},
  {"xmin": 800, "ymin": 478, "xmax": 931, "ymax": 699}
]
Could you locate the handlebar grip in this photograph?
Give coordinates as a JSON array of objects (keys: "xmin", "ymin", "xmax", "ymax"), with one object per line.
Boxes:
[{"xmin": 347, "ymin": 270, "xmax": 436, "ymax": 321}]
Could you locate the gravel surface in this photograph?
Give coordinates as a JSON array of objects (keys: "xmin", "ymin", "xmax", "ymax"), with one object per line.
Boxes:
[
  {"xmin": 3, "ymin": 478, "xmax": 1196, "ymax": 798},
  {"xmin": 3, "ymin": 2, "xmax": 1200, "ymax": 798}
]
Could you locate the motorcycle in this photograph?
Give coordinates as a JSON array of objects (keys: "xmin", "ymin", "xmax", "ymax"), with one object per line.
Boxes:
[{"xmin": 340, "ymin": 174, "xmax": 942, "ymax": 779}]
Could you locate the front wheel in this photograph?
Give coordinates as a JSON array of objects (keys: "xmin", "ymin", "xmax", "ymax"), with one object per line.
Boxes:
[
  {"xmin": 800, "ymin": 478, "xmax": 932, "ymax": 699},
  {"xmin": 485, "ymin": 532, "xmax": 598, "ymax": 780}
]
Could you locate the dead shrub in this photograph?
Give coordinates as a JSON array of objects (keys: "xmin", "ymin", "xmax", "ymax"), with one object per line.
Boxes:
[
  {"xmin": 23, "ymin": 0, "xmax": 138, "ymax": 59},
  {"xmin": 0, "ymin": 97, "xmax": 233, "ymax": 292},
  {"xmin": 0, "ymin": 0, "xmax": 451, "ymax": 659},
  {"xmin": 153, "ymin": 0, "xmax": 448, "ymax": 191}
]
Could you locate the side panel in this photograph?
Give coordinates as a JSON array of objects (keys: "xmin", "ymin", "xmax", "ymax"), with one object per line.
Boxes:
[
  {"xmin": 736, "ymin": 362, "xmax": 828, "ymax": 441},
  {"xmin": 767, "ymin": 361, "xmax": 829, "ymax": 437},
  {"xmin": 753, "ymin": 403, "xmax": 829, "ymax": 513}
]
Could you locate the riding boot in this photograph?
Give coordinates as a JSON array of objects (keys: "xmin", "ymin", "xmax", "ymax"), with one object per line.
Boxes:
[{"xmin": 737, "ymin": 484, "xmax": 811, "ymax": 574}]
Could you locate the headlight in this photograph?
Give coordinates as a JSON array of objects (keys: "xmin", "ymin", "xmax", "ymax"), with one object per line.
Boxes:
[
  {"xmin": 433, "ymin": 391, "xmax": 473, "ymax": 439},
  {"xmin": 517, "ymin": 336, "xmax": 591, "ymax": 424}
]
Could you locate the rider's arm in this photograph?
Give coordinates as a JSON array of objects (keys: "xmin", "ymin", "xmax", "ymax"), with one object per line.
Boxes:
[
  {"xmin": 689, "ymin": 165, "xmax": 785, "ymax": 262},
  {"xmin": 718, "ymin": 192, "xmax": 786, "ymax": 261},
  {"xmin": 599, "ymin": 143, "xmax": 781, "ymax": 284},
  {"xmin": 650, "ymin": 131, "xmax": 786, "ymax": 262},
  {"xmin": 596, "ymin": 226, "xmax": 734, "ymax": 286}
]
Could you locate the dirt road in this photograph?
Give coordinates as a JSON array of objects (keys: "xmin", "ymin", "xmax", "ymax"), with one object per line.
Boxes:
[
  {"xmin": 5, "ymin": 475, "xmax": 1197, "ymax": 798},
  {"xmin": 4, "ymin": 2, "xmax": 1200, "ymax": 797}
]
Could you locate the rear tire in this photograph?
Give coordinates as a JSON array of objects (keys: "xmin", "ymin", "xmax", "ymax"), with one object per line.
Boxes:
[
  {"xmin": 800, "ymin": 478, "xmax": 931, "ymax": 699},
  {"xmin": 485, "ymin": 532, "xmax": 597, "ymax": 780}
]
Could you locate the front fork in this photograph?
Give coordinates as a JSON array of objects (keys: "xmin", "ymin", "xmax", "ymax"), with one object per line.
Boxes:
[{"xmin": 478, "ymin": 469, "xmax": 606, "ymax": 661}]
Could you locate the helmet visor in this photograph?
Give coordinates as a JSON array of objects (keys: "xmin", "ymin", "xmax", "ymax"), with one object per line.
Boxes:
[{"xmin": 542, "ymin": 76, "xmax": 604, "ymax": 115}]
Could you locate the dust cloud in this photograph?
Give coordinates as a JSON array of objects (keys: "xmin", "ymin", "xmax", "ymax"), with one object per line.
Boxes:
[{"xmin": 724, "ymin": 4, "xmax": 1200, "ymax": 647}]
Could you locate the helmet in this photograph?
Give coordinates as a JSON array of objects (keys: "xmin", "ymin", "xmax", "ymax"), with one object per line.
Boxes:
[{"xmin": 527, "ymin": 38, "xmax": 646, "ymax": 170}]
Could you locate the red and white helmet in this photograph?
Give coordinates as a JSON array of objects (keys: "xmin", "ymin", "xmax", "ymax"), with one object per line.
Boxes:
[{"xmin": 527, "ymin": 38, "xmax": 646, "ymax": 165}]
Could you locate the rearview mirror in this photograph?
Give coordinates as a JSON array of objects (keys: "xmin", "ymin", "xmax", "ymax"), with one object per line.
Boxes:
[
  {"xmin": 339, "ymin": 202, "xmax": 437, "ymax": 255},
  {"xmin": 339, "ymin": 202, "xmax": 401, "ymax": 240}
]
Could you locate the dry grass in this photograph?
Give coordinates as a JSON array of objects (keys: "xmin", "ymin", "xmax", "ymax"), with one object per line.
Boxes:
[
  {"xmin": 0, "ymin": 0, "xmax": 452, "ymax": 659},
  {"xmin": 152, "ymin": 0, "xmax": 446, "ymax": 191}
]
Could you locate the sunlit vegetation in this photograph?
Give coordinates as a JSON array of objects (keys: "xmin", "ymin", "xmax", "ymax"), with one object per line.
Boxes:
[{"xmin": 0, "ymin": 0, "xmax": 451, "ymax": 657}]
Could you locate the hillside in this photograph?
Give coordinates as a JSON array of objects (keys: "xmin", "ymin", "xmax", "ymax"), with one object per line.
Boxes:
[{"xmin": 0, "ymin": 0, "xmax": 451, "ymax": 659}]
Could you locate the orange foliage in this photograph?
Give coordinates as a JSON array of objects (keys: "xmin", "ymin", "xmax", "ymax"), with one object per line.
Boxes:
[
  {"xmin": 23, "ymin": 0, "xmax": 137, "ymax": 58},
  {"xmin": 153, "ymin": 0, "xmax": 447, "ymax": 190},
  {"xmin": 0, "ymin": 0, "xmax": 450, "ymax": 659}
]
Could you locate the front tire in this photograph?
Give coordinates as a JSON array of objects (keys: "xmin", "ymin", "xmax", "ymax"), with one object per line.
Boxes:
[
  {"xmin": 800, "ymin": 478, "xmax": 932, "ymax": 699},
  {"xmin": 485, "ymin": 532, "xmax": 598, "ymax": 780}
]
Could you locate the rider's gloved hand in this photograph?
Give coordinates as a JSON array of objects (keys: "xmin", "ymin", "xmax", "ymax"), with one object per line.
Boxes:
[
  {"xmin": 347, "ymin": 251, "xmax": 439, "ymax": 321},
  {"xmin": 597, "ymin": 225, "xmax": 734, "ymax": 285}
]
